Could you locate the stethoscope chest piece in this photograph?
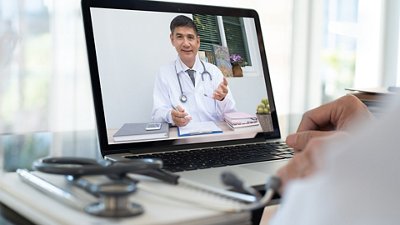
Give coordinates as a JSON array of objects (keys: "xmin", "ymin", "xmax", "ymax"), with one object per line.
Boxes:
[
  {"xmin": 180, "ymin": 94, "xmax": 187, "ymax": 103},
  {"xmin": 85, "ymin": 181, "xmax": 144, "ymax": 217}
]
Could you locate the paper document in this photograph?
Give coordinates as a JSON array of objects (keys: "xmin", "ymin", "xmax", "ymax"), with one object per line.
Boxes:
[{"xmin": 178, "ymin": 121, "xmax": 222, "ymax": 137}]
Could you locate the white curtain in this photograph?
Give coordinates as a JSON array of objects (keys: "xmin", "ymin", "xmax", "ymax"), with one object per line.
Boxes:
[{"xmin": 0, "ymin": 0, "xmax": 95, "ymax": 134}]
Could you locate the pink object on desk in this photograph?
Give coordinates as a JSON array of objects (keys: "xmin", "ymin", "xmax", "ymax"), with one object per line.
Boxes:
[{"xmin": 224, "ymin": 112, "xmax": 259, "ymax": 129}]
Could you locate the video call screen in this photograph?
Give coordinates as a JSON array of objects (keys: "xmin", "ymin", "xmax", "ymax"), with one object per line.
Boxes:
[{"xmin": 90, "ymin": 7, "xmax": 274, "ymax": 145}]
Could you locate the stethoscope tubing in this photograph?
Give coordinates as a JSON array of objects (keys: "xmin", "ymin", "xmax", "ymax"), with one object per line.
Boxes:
[
  {"xmin": 175, "ymin": 60, "xmax": 212, "ymax": 103},
  {"xmin": 33, "ymin": 157, "xmax": 163, "ymax": 176}
]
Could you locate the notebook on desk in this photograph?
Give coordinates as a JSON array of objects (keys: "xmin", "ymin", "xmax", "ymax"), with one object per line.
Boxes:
[
  {"xmin": 113, "ymin": 122, "xmax": 169, "ymax": 142},
  {"xmin": 81, "ymin": 0, "xmax": 292, "ymax": 189}
]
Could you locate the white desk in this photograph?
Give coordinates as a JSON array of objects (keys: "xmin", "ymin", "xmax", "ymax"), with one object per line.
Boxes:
[
  {"xmin": 107, "ymin": 122, "xmax": 263, "ymax": 145},
  {"xmin": 0, "ymin": 172, "xmax": 251, "ymax": 225}
]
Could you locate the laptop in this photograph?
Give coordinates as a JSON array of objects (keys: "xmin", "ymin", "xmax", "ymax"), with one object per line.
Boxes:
[{"xmin": 81, "ymin": 0, "xmax": 292, "ymax": 189}]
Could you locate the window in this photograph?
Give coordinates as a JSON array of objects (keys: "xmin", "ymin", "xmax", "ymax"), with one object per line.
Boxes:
[
  {"xmin": 193, "ymin": 14, "xmax": 251, "ymax": 66},
  {"xmin": 0, "ymin": 0, "xmax": 94, "ymax": 133},
  {"xmin": 321, "ymin": 0, "xmax": 358, "ymax": 102},
  {"xmin": 222, "ymin": 16, "xmax": 251, "ymax": 66},
  {"xmin": 193, "ymin": 14, "xmax": 221, "ymax": 52}
]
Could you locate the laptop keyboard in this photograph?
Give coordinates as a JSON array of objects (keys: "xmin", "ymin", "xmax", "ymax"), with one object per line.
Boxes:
[{"xmin": 126, "ymin": 141, "xmax": 294, "ymax": 172}]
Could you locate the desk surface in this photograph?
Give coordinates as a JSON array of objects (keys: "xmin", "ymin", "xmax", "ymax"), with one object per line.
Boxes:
[
  {"xmin": 0, "ymin": 130, "xmax": 100, "ymax": 225},
  {"xmin": 0, "ymin": 172, "xmax": 251, "ymax": 225},
  {"xmin": 0, "ymin": 114, "xmax": 301, "ymax": 225},
  {"xmin": 107, "ymin": 121, "xmax": 263, "ymax": 145}
]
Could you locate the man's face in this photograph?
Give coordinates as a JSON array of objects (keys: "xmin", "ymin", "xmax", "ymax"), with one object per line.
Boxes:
[{"xmin": 170, "ymin": 26, "xmax": 200, "ymax": 67}]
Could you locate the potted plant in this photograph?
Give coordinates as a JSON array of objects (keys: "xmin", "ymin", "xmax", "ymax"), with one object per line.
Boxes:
[
  {"xmin": 256, "ymin": 98, "xmax": 273, "ymax": 131},
  {"xmin": 229, "ymin": 54, "xmax": 244, "ymax": 77}
]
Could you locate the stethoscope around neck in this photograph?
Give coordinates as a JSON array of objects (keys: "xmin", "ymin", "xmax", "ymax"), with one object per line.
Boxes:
[{"xmin": 175, "ymin": 60, "xmax": 212, "ymax": 103}]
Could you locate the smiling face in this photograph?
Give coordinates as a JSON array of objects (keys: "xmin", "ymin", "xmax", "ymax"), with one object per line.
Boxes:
[{"xmin": 170, "ymin": 26, "xmax": 200, "ymax": 68}]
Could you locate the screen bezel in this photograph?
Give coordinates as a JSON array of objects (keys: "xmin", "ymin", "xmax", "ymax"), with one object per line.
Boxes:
[{"xmin": 81, "ymin": 0, "xmax": 281, "ymax": 156}]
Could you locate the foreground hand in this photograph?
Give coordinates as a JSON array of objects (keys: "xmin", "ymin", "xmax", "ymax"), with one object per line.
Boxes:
[
  {"xmin": 213, "ymin": 77, "xmax": 228, "ymax": 101},
  {"xmin": 286, "ymin": 94, "xmax": 372, "ymax": 151},
  {"xmin": 278, "ymin": 132, "xmax": 348, "ymax": 193},
  {"xmin": 171, "ymin": 105, "xmax": 191, "ymax": 127}
]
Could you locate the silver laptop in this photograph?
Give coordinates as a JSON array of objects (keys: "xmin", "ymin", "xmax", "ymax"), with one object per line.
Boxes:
[{"xmin": 81, "ymin": 0, "xmax": 291, "ymax": 189}]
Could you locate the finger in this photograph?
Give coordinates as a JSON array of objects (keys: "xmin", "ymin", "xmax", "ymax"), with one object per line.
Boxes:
[
  {"xmin": 176, "ymin": 105, "xmax": 185, "ymax": 113},
  {"xmin": 178, "ymin": 116, "xmax": 191, "ymax": 126},
  {"xmin": 214, "ymin": 88, "xmax": 223, "ymax": 96},
  {"xmin": 183, "ymin": 117, "xmax": 191, "ymax": 126},
  {"xmin": 172, "ymin": 109, "xmax": 187, "ymax": 120},
  {"xmin": 296, "ymin": 105, "xmax": 335, "ymax": 132},
  {"xmin": 213, "ymin": 91, "xmax": 225, "ymax": 101},
  {"xmin": 177, "ymin": 111, "xmax": 188, "ymax": 118},
  {"xmin": 296, "ymin": 94, "xmax": 371, "ymax": 132},
  {"xmin": 171, "ymin": 109, "xmax": 181, "ymax": 117},
  {"xmin": 174, "ymin": 105, "xmax": 188, "ymax": 117},
  {"xmin": 219, "ymin": 80, "xmax": 228, "ymax": 94},
  {"xmin": 222, "ymin": 77, "xmax": 228, "ymax": 86},
  {"xmin": 277, "ymin": 138, "xmax": 325, "ymax": 193},
  {"xmin": 295, "ymin": 95, "xmax": 349, "ymax": 132},
  {"xmin": 278, "ymin": 134, "xmax": 346, "ymax": 194},
  {"xmin": 213, "ymin": 93, "xmax": 221, "ymax": 100},
  {"xmin": 176, "ymin": 116, "xmax": 190, "ymax": 126},
  {"xmin": 176, "ymin": 119, "xmax": 184, "ymax": 127},
  {"xmin": 276, "ymin": 153, "xmax": 312, "ymax": 193},
  {"xmin": 171, "ymin": 109, "xmax": 178, "ymax": 118},
  {"xmin": 220, "ymin": 84, "xmax": 228, "ymax": 94},
  {"xmin": 286, "ymin": 130, "xmax": 337, "ymax": 151}
]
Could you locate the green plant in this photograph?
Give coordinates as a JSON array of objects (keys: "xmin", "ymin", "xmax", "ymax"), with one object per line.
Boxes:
[{"xmin": 256, "ymin": 98, "xmax": 270, "ymax": 114}]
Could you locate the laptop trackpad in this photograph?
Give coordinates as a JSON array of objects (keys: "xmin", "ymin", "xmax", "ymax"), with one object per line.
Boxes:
[{"xmin": 178, "ymin": 160, "xmax": 288, "ymax": 189}]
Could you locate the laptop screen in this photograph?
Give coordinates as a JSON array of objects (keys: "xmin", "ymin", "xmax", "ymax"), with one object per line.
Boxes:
[{"xmin": 82, "ymin": 0, "xmax": 281, "ymax": 156}]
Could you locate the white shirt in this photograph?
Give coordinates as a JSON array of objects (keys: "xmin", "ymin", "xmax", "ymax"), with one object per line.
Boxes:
[
  {"xmin": 152, "ymin": 56, "xmax": 236, "ymax": 124},
  {"xmin": 270, "ymin": 98, "xmax": 400, "ymax": 225}
]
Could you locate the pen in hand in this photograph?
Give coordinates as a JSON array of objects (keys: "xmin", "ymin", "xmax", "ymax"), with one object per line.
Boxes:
[{"xmin": 171, "ymin": 105, "xmax": 192, "ymax": 126}]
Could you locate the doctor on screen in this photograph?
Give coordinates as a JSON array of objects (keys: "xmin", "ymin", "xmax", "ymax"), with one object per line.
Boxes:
[{"xmin": 151, "ymin": 15, "xmax": 236, "ymax": 127}]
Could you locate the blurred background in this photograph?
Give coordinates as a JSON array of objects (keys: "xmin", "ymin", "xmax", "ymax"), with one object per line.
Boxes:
[{"xmin": 0, "ymin": 0, "xmax": 399, "ymax": 134}]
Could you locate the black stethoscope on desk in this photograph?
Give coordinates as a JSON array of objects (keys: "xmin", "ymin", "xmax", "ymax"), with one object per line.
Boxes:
[
  {"xmin": 33, "ymin": 157, "xmax": 163, "ymax": 176},
  {"xmin": 28, "ymin": 157, "xmax": 281, "ymax": 217},
  {"xmin": 175, "ymin": 60, "xmax": 212, "ymax": 103},
  {"xmin": 31, "ymin": 157, "xmax": 179, "ymax": 217}
]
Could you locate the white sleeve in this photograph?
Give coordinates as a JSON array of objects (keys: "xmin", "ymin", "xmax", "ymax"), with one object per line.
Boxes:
[
  {"xmin": 151, "ymin": 68, "xmax": 173, "ymax": 124},
  {"xmin": 270, "ymin": 99, "xmax": 400, "ymax": 225}
]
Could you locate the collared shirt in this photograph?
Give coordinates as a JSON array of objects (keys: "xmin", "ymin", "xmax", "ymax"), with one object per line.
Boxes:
[{"xmin": 151, "ymin": 56, "xmax": 236, "ymax": 124}]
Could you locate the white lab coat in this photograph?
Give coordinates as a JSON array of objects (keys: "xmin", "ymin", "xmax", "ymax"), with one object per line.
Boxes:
[
  {"xmin": 152, "ymin": 56, "xmax": 236, "ymax": 124},
  {"xmin": 270, "ymin": 97, "xmax": 400, "ymax": 225}
]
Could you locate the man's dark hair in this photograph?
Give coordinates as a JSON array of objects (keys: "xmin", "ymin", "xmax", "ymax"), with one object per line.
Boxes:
[{"xmin": 170, "ymin": 15, "xmax": 199, "ymax": 35}]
